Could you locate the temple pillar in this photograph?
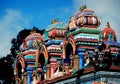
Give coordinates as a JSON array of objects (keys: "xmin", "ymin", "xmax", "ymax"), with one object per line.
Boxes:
[
  {"xmin": 27, "ymin": 71, "xmax": 32, "ymax": 84},
  {"xmin": 36, "ymin": 71, "xmax": 41, "ymax": 81},
  {"xmin": 73, "ymin": 55, "xmax": 79, "ymax": 70},
  {"xmin": 46, "ymin": 64, "xmax": 51, "ymax": 80},
  {"xmin": 77, "ymin": 48, "xmax": 86, "ymax": 69},
  {"xmin": 22, "ymin": 72, "xmax": 27, "ymax": 84},
  {"xmin": 36, "ymin": 63, "xmax": 42, "ymax": 81},
  {"xmin": 79, "ymin": 55, "xmax": 84, "ymax": 68},
  {"xmin": 50, "ymin": 58, "xmax": 57, "ymax": 76},
  {"xmin": 64, "ymin": 63, "xmax": 70, "ymax": 72}
]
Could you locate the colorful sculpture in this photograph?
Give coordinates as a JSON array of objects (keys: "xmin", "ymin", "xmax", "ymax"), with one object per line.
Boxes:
[
  {"xmin": 14, "ymin": 29, "xmax": 48, "ymax": 84},
  {"xmin": 14, "ymin": 5, "xmax": 120, "ymax": 84}
]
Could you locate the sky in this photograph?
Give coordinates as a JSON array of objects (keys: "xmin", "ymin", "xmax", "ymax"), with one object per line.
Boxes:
[{"xmin": 0, "ymin": 0, "xmax": 120, "ymax": 57}]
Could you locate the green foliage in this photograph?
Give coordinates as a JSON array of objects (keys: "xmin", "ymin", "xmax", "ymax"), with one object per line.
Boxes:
[
  {"xmin": 10, "ymin": 27, "xmax": 44, "ymax": 58},
  {"xmin": 0, "ymin": 26, "xmax": 44, "ymax": 83},
  {"xmin": 10, "ymin": 29, "xmax": 31, "ymax": 58},
  {"xmin": 0, "ymin": 54, "xmax": 14, "ymax": 83}
]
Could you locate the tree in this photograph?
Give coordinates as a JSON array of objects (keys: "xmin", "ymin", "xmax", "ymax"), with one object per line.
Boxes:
[
  {"xmin": 11, "ymin": 29, "xmax": 31, "ymax": 58},
  {"xmin": 0, "ymin": 54, "xmax": 14, "ymax": 84},
  {"xmin": 0, "ymin": 26, "xmax": 44, "ymax": 84},
  {"xmin": 10, "ymin": 27, "xmax": 44, "ymax": 58}
]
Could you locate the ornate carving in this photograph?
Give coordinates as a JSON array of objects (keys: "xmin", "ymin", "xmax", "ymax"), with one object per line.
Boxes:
[
  {"xmin": 51, "ymin": 18, "xmax": 59, "ymax": 24},
  {"xmin": 107, "ymin": 22, "xmax": 110, "ymax": 28},
  {"xmin": 30, "ymin": 28, "xmax": 36, "ymax": 34},
  {"xmin": 80, "ymin": 4, "xmax": 87, "ymax": 11},
  {"xmin": 73, "ymin": 55, "xmax": 79, "ymax": 70},
  {"xmin": 46, "ymin": 64, "xmax": 51, "ymax": 80}
]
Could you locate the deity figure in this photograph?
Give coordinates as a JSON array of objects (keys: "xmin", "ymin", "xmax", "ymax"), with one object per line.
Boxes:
[{"xmin": 84, "ymin": 51, "xmax": 90, "ymax": 67}]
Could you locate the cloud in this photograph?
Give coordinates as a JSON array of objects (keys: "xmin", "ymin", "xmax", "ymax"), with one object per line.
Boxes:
[
  {"xmin": 0, "ymin": 7, "xmax": 72, "ymax": 57},
  {"xmin": 0, "ymin": 9, "xmax": 30, "ymax": 57},
  {"xmin": 1, "ymin": 1, "xmax": 120, "ymax": 57},
  {"xmin": 73, "ymin": 0, "xmax": 120, "ymax": 42},
  {"xmin": 46, "ymin": 6, "xmax": 73, "ymax": 24}
]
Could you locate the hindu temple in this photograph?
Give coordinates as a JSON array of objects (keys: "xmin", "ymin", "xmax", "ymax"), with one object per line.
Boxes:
[{"xmin": 14, "ymin": 5, "xmax": 120, "ymax": 84}]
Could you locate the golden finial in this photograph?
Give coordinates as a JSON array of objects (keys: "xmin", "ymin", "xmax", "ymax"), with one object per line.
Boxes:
[
  {"xmin": 30, "ymin": 27, "xmax": 36, "ymax": 34},
  {"xmin": 51, "ymin": 18, "xmax": 59, "ymax": 24},
  {"xmin": 70, "ymin": 16, "xmax": 72, "ymax": 19},
  {"xmin": 107, "ymin": 22, "xmax": 110, "ymax": 28},
  {"xmin": 80, "ymin": 4, "xmax": 87, "ymax": 11}
]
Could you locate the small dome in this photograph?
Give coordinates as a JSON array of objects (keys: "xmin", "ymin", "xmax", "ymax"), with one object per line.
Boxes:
[
  {"xmin": 46, "ymin": 18, "xmax": 66, "ymax": 31},
  {"xmin": 20, "ymin": 33, "xmax": 43, "ymax": 51},
  {"xmin": 102, "ymin": 22, "xmax": 117, "ymax": 42},
  {"xmin": 45, "ymin": 18, "xmax": 66, "ymax": 38},
  {"xmin": 68, "ymin": 5, "xmax": 101, "ymax": 30},
  {"xmin": 25, "ymin": 33, "xmax": 42, "ymax": 41}
]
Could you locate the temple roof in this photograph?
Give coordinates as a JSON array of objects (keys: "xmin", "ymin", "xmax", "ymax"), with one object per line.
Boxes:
[
  {"xmin": 72, "ymin": 4, "xmax": 94, "ymax": 18},
  {"xmin": 102, "ymin": 22, "xmax": 117, "ymax": 42},
  {"xmin": 68, "ymin": 5, "xmax": 101, "ymax": 29},
  {"xmin": 25, "ymin": 33, "xmax": 42, "ymax": 41},
  {"xmin": 46, "ymin": 18, "xmax": 66, "ymax": 31}
]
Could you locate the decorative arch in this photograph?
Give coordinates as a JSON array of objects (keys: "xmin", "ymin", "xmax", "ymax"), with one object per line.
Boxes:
[
  {"xmin": 36, "ymin": 44, "xmax": 48, "ymax": 66},
  {"xmin": 42, "ymin": 45, "xmax": 48, "ymax": 65},
  {"xmin": 19, "ymin": 56, "xmax": 25, "ymax": 69},
  {"xmin": 24, "ymin": 32, "xmax": 48, "ymax": 66},
  {"xmin": 38, "ymin": 53, "xmax": 45, "ymax": 68},
  {"xmin": 15, "ymin": 61, "xmax": 23, "ymax": 79},
  {"xmin": 14, "ymin": 54, "xmax": 25, "ymax": 76},
  {"xmin": 17, "ymin": 62, "xmax": 22, "ymax": 78},
  {"xmin": 63, "ymin": 34, "xmax": 76, "ymax": 59},
  {"xmin": 64, "ymin": 43, "xmax": 73, "ymax": 64}
]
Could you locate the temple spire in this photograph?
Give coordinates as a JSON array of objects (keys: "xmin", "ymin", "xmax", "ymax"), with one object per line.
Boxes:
[
  {"xmin": 51, "ymin": 18, "xmax": 59, "ymax": 24},
  {"xmin": 80, "ymin": 4, "xmax": 87, "ymax": 11},
  {"xmin": 30, "ymin": 27, "xmax": 36, "ymax": 34},
  {"xmin": 107, "ymin": 22, "xmax": 110, "ymax": 28}
]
